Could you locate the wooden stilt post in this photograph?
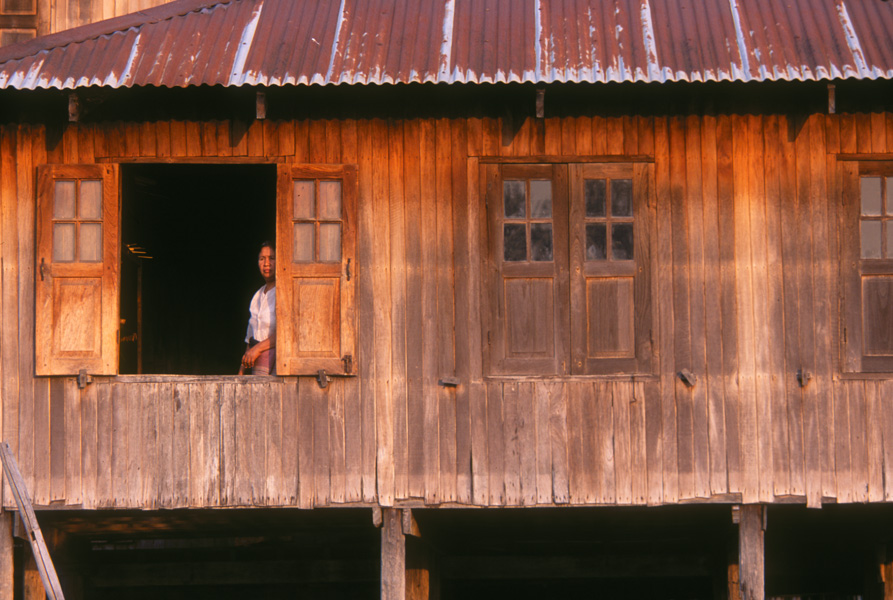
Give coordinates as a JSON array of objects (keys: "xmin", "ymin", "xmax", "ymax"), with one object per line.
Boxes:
[
  {"xmin": 0, "ymin": 512, "xmax": 12, "ymax": 600},
  {"xmin": 23, "ymin": 549, "xmax": 45, "ymax": 600},
  {"xmin": 381, "ymin": 508, "xmax": 406, "ymax": 600},
  {"xmin": 882, "ymin": 543, "xmax": 893, "ymax": 600},
  {"xmin": 404, "ymin": 509, "xmax": 439, "ymax": 600},
  {"xmin": 884, "ymin": 562, "xmax": 893, "ymax": 600},
  {"xmin": 737, "ymin": 505, "xmax": 765, "ymax": 600}
]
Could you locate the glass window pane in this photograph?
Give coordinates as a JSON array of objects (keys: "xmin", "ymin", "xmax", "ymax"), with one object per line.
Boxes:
[
  {"xmin": 79, "ymin": 223, "xmax": 102, "ymax": 262},
  {"xmin": 79, "ymin": 180, "xmax": 102, "ymax": 219},
  {"xmin": 612, "ymin": 223, "xmax": 634, "ymax": 260},
  {"xmin": 503, "ymin": 181, "xmax": 526, "ymax": 219},
  {"xmin": 862, "ymin": 221, "xmax": 882, "ymax": 258},
  {"xmin": 293, "ymin": 223, "xmax": 315, "ymax": 262},
  {"xmin": 319, "ymin": 223, "xmax": 341, "ymax": 262},
  {"xmin": 319, "ymin": 181, "xmax": 342, "ymax": 220},
  {"xmin": 52, "ymin": 223, "xmax": 75, "ymax": 262},
  {"xmin": 888, "ymin": 177, "xmax": 893, "ymax": 215},
  {"xmin": 530, "ymin": 180, "xmax": 552, "ymax": 218},
  {"xmin": 586, "ymin": 223, "xmax": 607, "ymax": 260},
  {"xmin": 53, "ymin": 181, "xmax": 76, "ymax": 219},
  {"xmin": 611, "ymin": 179, "xmax": 633, "ymax": 217},
  {"xmin": 293, "ymin": 180, "xmax": 315, "ymax": 219},
  {"xmin": 530, "ymin": 223, "xmax": 553, "ymax": 261},
  {"xmin": 585, "ymin": 179, "xmax": 606, "ymax": 218},
  {"xmin": 862, "ymin": 177, "xmax": 882, "ymax": 216},
  {"xmin": 888, "ymin": 223, "xmax": 893, "ymax": 259},
  {"xmin": 503, "ymin": 224, "xmax": 527, "ymax": 261}
]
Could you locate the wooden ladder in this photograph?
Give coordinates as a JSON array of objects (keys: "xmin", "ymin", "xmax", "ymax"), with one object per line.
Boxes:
[{"xmin": 0, "ymin": 441, "xmax": 65, "ymax": 600}]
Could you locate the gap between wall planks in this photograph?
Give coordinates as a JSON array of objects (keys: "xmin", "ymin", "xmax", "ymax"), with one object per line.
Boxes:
[{"xmin": 3, "ymin": 113, "xmax": 893, "ymax": 510}]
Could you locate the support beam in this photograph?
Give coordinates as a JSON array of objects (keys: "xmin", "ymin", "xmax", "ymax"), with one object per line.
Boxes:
[
  {"xmin": 382, "ymin": 509, "xmax": 439, "ymax": 600},
  {"xmin": 737, "ymin": 505, "xmax": 765, "ymax": 600},
  {"xmin": 24, "ymin": 548, "xmax": 44, "ymax": 600},
  {"xmin": 407, "ymin": 537, "xmax": 440, "ymax": 600},
  {"xmin": 0, "ymin": 512, "xmax": 12, "ymax": 600},
  {"xmin": 884, "ymin": 561, "xmax": 893, "ymax": 600},
  {"xmin": 535, "ymin": 88, "xmax": 545, "ymax": 119},
  {"xmin": 256, "ymin": 90, "xmax": 266, "ymax": 120},
  {"xmin": 68, "ymin": 93, "xmax": 79, "ymax": 122},
  {"xmin": 882, "ymin": 544, "xmax": 893, "ymax": 600},
  {"xmin": 381, "ymin": 508, "xmax": 405, "ymax": 600}
]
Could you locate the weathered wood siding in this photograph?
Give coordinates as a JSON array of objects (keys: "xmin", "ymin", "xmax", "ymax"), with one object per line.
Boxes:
[
  {"xmin": 36, "ymin": 0, "xmax": 169, "ymax": 36},
  {"xmin": 2, "ymin": 112, "xmax": 893, "ymax": 509}
]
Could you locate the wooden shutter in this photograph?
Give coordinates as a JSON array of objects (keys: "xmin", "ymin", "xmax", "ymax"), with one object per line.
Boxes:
[
  {"xmin": 276, "ymin": 164, "xmax": 357, "ymax": 375},
  {"xmin": 483, "ymin": 164, "xmax": 570, "ymax": 375},
  {"xmin": 841, "ymin": 161, "xmax": 893, "ymax": 372},
  {"xmin": 569, "ymin": 163, "xmax": 653, "ymax": 374},
  {"xmin": 35, "ymin": 164, "xmax": 119, "ymax": 375}
]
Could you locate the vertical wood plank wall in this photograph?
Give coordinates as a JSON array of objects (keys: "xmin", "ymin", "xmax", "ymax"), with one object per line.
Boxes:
[
  {"xmin": 35, "ymin": 0, "xmax": 170, "ymax": 37},
  {"xmin": 2, "ymin": 112, "xmax": 893, "ymax": 509}
]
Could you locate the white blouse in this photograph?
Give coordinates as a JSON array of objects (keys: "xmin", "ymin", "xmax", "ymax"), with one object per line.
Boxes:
[{"xmin": 245, "ymin": 285, "xmax": 276, "ymax": 343}]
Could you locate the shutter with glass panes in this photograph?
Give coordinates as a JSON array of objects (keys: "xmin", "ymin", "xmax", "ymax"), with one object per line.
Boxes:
[
  {"xmin": 842, "ymin": 162, "xmax": 893, "ymax": 372},
  {"xmin": 276, "ymin": 164, "xmax": 357, "ymax": 375},
  {"xmin": 570, "ymin": 163, "xmax": 652, "ymax": 374},
  {"xmin": 36, "ymin": 165, "xmax": 119, "ymax": 375},
  {"xmin": 484, "ymin": 164, "xmax": 569, "ymax": 375}
]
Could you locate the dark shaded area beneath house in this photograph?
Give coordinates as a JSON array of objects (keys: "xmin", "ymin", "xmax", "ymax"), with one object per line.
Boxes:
[
  {"xmin": 119, "ymin": 163, "xmax": 276, "ymax": 375},
  {"xmin": 21, "ymin": 504, "xmax": 893, "ymax": 599}
]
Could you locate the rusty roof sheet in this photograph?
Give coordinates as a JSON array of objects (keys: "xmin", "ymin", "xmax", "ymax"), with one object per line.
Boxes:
[{"xmin": 0, "ymin": 0, "xmax": 892, "ymax": 90}]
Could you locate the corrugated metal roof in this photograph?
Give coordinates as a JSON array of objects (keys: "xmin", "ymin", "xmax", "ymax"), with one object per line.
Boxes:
[{"xmin": 0, "ymin": 0, "xmax": 892, "ymax": 90}]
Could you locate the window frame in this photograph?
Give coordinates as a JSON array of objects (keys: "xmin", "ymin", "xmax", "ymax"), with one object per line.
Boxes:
[
  {"xmin": 840, "ymin": 159, "xmax": 893, "ymax": 373},
  {"xmin": 482, "ymin": 160, "xmax": 654, "ymax": 377},
  {"xmin": 35, "ymin": 161, "xmax": 358, "ymax": 378},
  {"xmin": 35, "ymin": 164, "xmax": 120, "ymax": 376},
  {"xmin": 276, "ymin": 163, "xmax": 358, "ymax": 376}
]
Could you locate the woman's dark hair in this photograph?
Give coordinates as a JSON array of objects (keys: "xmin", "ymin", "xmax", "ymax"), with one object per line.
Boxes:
[{"xmin": 259, "ymin": 240, "xmax": 275, "ymax": 256}]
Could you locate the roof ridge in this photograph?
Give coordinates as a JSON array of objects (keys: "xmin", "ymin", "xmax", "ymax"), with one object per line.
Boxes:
[{"xmin": 0, "ymin": 0, "xmax": 236, "ymax": 65}]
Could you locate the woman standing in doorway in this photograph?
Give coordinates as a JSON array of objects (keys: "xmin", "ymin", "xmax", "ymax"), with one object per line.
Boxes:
[{"xmin": 240, "ymin": 241, "xmax": 276, "ymax": 375}]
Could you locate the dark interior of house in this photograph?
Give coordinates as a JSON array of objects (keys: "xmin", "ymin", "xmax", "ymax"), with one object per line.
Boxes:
[{"xmin": 119, "ymin": 164, "xmax": 277, "ymax": 375}]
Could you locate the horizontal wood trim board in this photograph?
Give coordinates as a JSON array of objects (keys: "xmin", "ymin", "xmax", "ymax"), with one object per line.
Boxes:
[{"xmin": 478, "ymin": 155, "xmax": 655, "ymax": 164}]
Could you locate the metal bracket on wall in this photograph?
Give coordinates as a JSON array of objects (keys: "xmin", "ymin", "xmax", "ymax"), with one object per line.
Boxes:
[
  {"xmin": 796, "ymin": 368, "xmax": 812, "ymax": 388},
  {"xmin": 316, "ymin": 369, "xmax": 329, "ymax": 389},
  {"xmin": 677, "ymin": 368, "xmax": 697, "ymax": 388},
  {"xmin": 77, "ymin": 369, "xmax": 92, "ymax": 389}
]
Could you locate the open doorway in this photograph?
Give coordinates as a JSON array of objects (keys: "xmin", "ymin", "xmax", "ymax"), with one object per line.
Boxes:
[{"xmin": 119, "ymin": 164, "xmax": 276, "ymax": 375}]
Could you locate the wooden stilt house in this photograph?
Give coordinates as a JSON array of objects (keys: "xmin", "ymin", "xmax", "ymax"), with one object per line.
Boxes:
[{"xmin": 1, "ymin": 0, "xmax": 893, "ymax": 598}]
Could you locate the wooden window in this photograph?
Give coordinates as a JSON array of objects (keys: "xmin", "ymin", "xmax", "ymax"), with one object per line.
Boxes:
[
  {"xmin": 484, "ymin": 164, "xmax": 569, "ymax": 375},
  {"xmin": 841, "ymin": 161, "xmax": 893, "ymax": 372},
  {"xmin": 483, "ymin": 162, "xmax": 653, "ymax": 376},
  {"xmin": 0, "ymin": 0, "xmax": 36, "ymax": 14},
  {"xmin": 276, "ymin": 164, "xmax": 357, "ymax": 375},
  {"xmin": 0, "ymin": 0, "xmax": 37, "ymax": 46},
  {"xmin": 36, "ymin": 165, "xmax": 119, "ymax": 375},
  {"xmin": 0, "ymin": 28, "xmax": 34, "ymax": 45},
  {"xmin": 570, "ymin": 163, "xmax": 653, "ymax": 374}
]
